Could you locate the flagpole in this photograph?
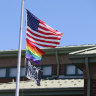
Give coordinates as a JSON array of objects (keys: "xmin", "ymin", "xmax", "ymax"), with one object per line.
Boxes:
[{"xmin": 15, "ymin": 0, "xmax": 24, "ymax": 96}]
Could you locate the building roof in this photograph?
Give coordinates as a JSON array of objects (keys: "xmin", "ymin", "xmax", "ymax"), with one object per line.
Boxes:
[
  {"xmin": 69, "ymin": 47, "xmax": 96, "ymax": 69},
  {"xmin": 70, "ymin": 47, "xmax": 96, "ymax": 55},
  {"xmin": 0, "ymin": 79, "xmax": 84, "ymax": 90},
  {"xmin": 0, "ymin": 44, "xmax": 96, "ymax": 58}
]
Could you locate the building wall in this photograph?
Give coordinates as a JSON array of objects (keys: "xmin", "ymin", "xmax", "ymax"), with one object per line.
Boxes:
[
  {"xmin": 0, "ymin": 57, "xmax": 25, "ymax": 67},
  {"xmin": 0, "ymin": 53, "xmax": 83, "ymax": 83}
]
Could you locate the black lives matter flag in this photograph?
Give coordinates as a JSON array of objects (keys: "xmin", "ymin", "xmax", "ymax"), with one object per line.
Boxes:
[{"xmin": 25, "ymin": 59, "xmax": 42, "ymax": 86}]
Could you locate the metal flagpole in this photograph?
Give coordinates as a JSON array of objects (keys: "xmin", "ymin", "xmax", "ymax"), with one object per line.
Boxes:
[{"xmin": 15, "ymin": 0, "xmax": 24, "ymax": 96}]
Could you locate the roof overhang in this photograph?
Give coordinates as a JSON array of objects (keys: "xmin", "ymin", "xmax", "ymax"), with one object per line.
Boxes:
[
  {"xmin": 69, "ymin": 47, "xmax": 96, "ymax": 64},
  {"xmin": 0, "ymin": 45, "xmax": 96, "ymax": 58}
]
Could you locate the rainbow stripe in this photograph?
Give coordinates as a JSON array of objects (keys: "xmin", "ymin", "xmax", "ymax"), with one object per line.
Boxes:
[{"xmin": 26, "ymin": 40, "xmax": 45, "ymax": 64}]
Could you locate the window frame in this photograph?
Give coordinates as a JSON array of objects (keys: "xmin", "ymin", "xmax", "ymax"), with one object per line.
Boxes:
[
  {"xmin": 0, "ymin": 68, "xmax": 7, "ymax": 78},
  {"xmin": 0, "ymin": 67, "xmax": 26, "ymax": 78},
  {"xmin": 9, "ymin": 67, "xmax": 17, "ymax": 78},
  {"xmin": 65, "ymin": 64, "xmax": 83, "ymax": 76},
  {"xmin": 42, "ymin": 65, "xmax": 52, "ymax": 77},
  {"xmin": 9, "ymin": 67, "xmax": 26, "ymax": 78}
]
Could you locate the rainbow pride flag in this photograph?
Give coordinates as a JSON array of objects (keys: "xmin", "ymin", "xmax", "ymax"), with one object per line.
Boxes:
[{"xmin": 26, "ymin": 40, "xmax": 45, "ymax": 64}]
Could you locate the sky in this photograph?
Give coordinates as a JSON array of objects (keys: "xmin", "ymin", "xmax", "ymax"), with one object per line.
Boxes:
[{"xmin": 0, "ymin": 0, "xmax": 96, "ymax": 50}]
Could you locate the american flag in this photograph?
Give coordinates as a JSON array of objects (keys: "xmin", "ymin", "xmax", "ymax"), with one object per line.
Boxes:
[{"xmin": 26, "ymin": 10, "xmax": 63, "ymax": 48}]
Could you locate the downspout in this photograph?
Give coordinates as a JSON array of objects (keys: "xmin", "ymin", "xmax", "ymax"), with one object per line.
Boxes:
[
  {"xmin": 85, "ymin": 57, "xmax": 90, "ymax": 96},
  {"xmin": 56, "ymin": 50, "xmax": 60, "ymax": 78}
]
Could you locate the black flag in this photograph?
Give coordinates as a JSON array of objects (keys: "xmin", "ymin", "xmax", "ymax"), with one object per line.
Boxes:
[{"xmin": 25, "ymin": 59, "xmax": 42, "ymax": 86}]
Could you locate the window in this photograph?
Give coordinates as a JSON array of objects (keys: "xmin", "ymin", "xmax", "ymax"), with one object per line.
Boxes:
[
  {"xmin": 77, "ymin": 68, "xmax": 83, "ymax": 75},
  {"xmin": 65, "ymin": 64, "xmax": 83, "ymax": 76},
  {"xmin": 9, "ymin": 68, "xmax": 17, "ymax": 77},
  {"xmin": 66, "ymin": 65, "xmax": 76, "ymax": 75},
  {"xmin": 9, "ymin": 67, "xmax": 26, "ymax": 77},
  {"xmin": 42, "ymin": 66, "xmax": 52, "ymax": 76},
  {"xmin": 0, "ymin": 68, "xmax": 6, "ymax": 78},
  {"xmin": 20, "ymin": 68, "xmax": 25, "ymax": 77}
]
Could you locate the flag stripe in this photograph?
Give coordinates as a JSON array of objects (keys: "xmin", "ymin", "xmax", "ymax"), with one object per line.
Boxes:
[
  {"xmin": 39, "ymin": 24, "xmax": 62, "ymax": 36},
  {"xmin": 26, "ymin": 33, "xmax": 60, "ymax": 44},
  {"xmin": 26, "ymin": 53, "xmax": 41, "ymax": 64},
  {"xmin": 26, "ymin": 38, "xmax": 57, "ymax": 48},
  {"xmin": 27, "ymin": 26, "xmax": 61, "ymax": 39},
  {"xmin": 26, "ymin": 29, "xmax": 61, "ymax": 44},
  {"xmin": 39, "ymin": 24, "xmax": 61, "ymax": 35},
  {"xmin": 38, "ymin": 24, "xmax": 61, "ymax": 35},
  {"xmin": 27, "ymin": 28, "xmax": 60, "ymax": 40},
  {"xmin": 37, "ymin": 28, "xmax": 61, "ymax": 36},
  {"xmin": 26, "ymin": 50, "xmax": 41, "ymax": 59},
  {"xmin": 26, "ymin": 36, "xmax": 59, "ymax": 47},
  {"xmin": 26, "ymin": 51, "xmax": 41, "ymax": 60},
  {"xmin": 39, "ymin": 21, "xmax": 62, "ymax": 35},
  {"xmin": 26, "ymin": 46, "xmax": 42, "ymax": 58},
  {"xmin": 26, "ymin": 40, "xmax": 45, "ymax": 64},
  {"xmin": 26, "ymin": 40, "xmax": 45, "ymax": 55}
]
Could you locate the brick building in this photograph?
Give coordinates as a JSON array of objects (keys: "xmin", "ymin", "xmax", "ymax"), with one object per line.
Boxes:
[
  {"xmin": 69, "ymin": 46, "xmax": 96, "ymax": 96},
  {"xmin": 0, "ymin": 44, "xmax": 96, "ymax": 96}
]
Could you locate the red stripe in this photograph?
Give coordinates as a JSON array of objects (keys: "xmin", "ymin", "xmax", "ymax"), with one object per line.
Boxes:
[
  {"xmin": 38, "ymin": 25, "xmax": 49, "ymax": 31},
  {"xmin": 39, "ymin": 24, "xmax": 59, "ymax": 34},
  {"xmin": 39, "ymin": 19, "xmax": 46, "ymax": 26},
  {"xmin": 27, "ymin": 33, "xmax": 60, "ymax": 44},
  {"xmin": 37, "ymin": 29, "xmax": 58, "ymax": 36},
  {"xmin": 39, "ymin": 20, "xmax": 57, "ymax": 32},
  {"xmin": 38, "ymin": 28, "xmax": 62, "ymax": 36},
  {"xmin": 26, "ymin": 38, "xmax": 56, "ymax": 48},
  {"xmin": 39, "ymin": 20, "xmax": 63, "ymax": 36},
  {"xmin": 27, "ymin": 28, "xmax": 61, "ymax": 40},
  {"xmin": 38, "ymin": 25, "xmax": 63, "ymax": 36}
]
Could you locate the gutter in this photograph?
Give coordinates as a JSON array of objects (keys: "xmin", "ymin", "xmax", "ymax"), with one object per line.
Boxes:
[{"xmin": 85, "ymin": 57, "xmax": 90, "ymax": 96}]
